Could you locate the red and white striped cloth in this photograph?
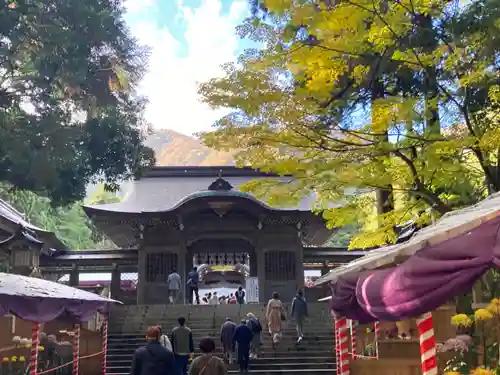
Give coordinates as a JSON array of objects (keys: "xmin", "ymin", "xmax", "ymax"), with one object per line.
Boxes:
[
  {"xmin": 335, "ymin": 317, "xmax": 350, "ymax": 375},
  {"xmin": 416, "ymin": 313, "xmax": 438, "ymax": 375},
  {"xmin": 374, "ymin": 321, "xmax": 380, "ymax": 359},
  {"xmin": 349, "ymin": 320, "xmax": 358, "ymax": 360},
  {"xmin": 102, "ymin": 314, "xmax": 109, "ymax": 375},
  {"xmin": 334, "ymin": 319, "xmax": 340, "ymax": 369},
  {"xmin": 29, "ymin": 322, "xmax": 40, "ymax": 375},
  {"xmin": 73, "ymin": 324, "xmax": 81, "ymax": 375}
]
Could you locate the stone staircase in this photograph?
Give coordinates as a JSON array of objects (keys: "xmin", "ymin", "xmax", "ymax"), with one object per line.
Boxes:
[{"xmin": 106, "ymin": 303, "xmax": 337, "ymax": 375}]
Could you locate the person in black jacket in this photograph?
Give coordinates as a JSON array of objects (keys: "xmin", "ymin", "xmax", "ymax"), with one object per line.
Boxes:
[
  {"xmin": 130, "ymin": 326, "xmax": 178, "ymax": 375},
  {"xmin": 232, "ymin": 320, "xmax": 253, "ymax": 373}
]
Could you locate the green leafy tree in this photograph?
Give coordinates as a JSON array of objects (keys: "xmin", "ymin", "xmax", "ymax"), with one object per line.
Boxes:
[
  {"xmin": 325, "ymin": 225, "xmax": 360, "ymax": 248},
  {"xmin": 199, "ymin": 0, "xmax": 500, "ymax": 248},
  {"xmin": 0, "ymin": 0, "xmax": 155, "ymax": 206},
  {"xmin": 0, "ymin": 184, "xmax": 118, "ymax": 249}
]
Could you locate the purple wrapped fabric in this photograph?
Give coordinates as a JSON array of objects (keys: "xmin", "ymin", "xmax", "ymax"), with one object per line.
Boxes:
[
  {"xmin": 330, "ymin": 215, "xmax": 500, "ymax": 322},
  {"xmin": 329, "ymin": 272, "xmax": 373, "ymax": 323},
  {"xmin": 0, "ymin": 272, "xmax": 119, "ymax": 323}
]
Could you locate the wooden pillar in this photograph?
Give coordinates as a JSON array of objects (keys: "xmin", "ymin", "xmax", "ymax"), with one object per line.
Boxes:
[
  {"xmin": 249, "ymin": 250, "xmax": 258, "ymax": 277},
  {"xmin": 253, "ymin": 245, "xmax": 265, "ymax": 303},
  {"xmin": 69, "ymin": 264, "xmax": 79, "ymax": 287},
  {"xmin": 295, "ymin": 240, "xmax": 304, "ymax": 292},
  {"xmin": 184, "ymin": 251, "xmax": 193, "ymax": 305},
  {"xmin": 137, "ymin": 248, "xmax": 146, "ymax": 304},
  {"xmin": 110, "ymin": 264, "xmax": 121, "ymax": 300}
]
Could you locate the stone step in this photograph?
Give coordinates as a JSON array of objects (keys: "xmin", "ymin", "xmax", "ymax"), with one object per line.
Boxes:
[
  {"xmin": 107, "ymin": 338, "xmax": 334, "ymax": 345},
  {"xmin": 106, "ymin": 304, "xmax": 335, "ymax": 375},
  {"xmin": 106, "ymin": 361, "xmax": 335, "ymax": 373},
  {"xmin": 110, "ymin": 317, "xmax": 330, "ymax": 324},
  {"xmin": 107, "ymin": 329, "xmax": 333, "ymax": 337},
  {"xmin": 107, "ymin": 338, "xmax": 334, "ymax": 346},
  {"xmin": 107, "ymin": 344, "xmax": 333, "ymax": 355},
  {"xmin": 108, "ymin": 323, "xmax": 333, "ymax": 329},
  {"xmin": 111, "ymin": 304, "xmax": 328, "ymax": 311},
  {"xmin": 108, "ymin": 321, "xmax": 333, "ymax": 333},
  {"xmin": 107, "ymin": 348, "xmax": 335, "ymax": 357},
  {"xmin": 107, "ymin": 340, "xmax": 333, "ymax": 349},
  {"xmin": 107, "ymin": 369, "xmax": 336, "ymax": 375},
  {"xmin": 107, "ymin": 354, "xmax": 334, "ymax": 364}
]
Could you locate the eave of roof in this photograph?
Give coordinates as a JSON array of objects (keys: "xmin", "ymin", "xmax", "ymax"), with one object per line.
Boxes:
[
  {"xmin": 83, "ymin": 189, "xmax": 326, "ymax": 216},
  {"xmin": 0, "ymin": 199, "xmax": 68, "ymax": 251},
  {"xmin": 313, "ymin": 191, "xmax": 500, "ymax": 286},
  {"xmin": 142, "ymin": 166, "xmax": 281, "ymax": 178}
]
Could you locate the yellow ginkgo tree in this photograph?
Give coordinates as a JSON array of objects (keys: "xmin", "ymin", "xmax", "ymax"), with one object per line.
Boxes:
[{"xmin": 198, "ymin": 0, "xmax": 500, "ymax": 248}]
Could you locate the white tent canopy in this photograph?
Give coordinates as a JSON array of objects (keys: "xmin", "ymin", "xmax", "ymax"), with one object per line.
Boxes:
[{"xmin": 313, "ymin": 191, "xmax": 500, "ymax": 286}]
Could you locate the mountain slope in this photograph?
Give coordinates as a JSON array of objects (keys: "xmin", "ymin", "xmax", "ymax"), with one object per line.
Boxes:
[{"xmin": 145, "ymin": 129, "xmax": 233, "ymax": 166}]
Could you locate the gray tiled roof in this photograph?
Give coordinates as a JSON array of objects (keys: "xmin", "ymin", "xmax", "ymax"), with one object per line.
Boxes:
[
  {"xmin": 0, "ymin": 199, "xmax": 67, "ymax": 251},
  {"xmin": 0, "ymin": 199, "xmax": 46, "ymax": 232},
  {"xmin": 84, "ymin": 175, "xmax": 330, "ymax": 213}
]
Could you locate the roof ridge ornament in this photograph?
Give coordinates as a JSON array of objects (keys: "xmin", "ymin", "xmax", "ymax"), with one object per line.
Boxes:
[{"xmin": 208, "ymin": 175, "xmax": 233, "ymax": 191}]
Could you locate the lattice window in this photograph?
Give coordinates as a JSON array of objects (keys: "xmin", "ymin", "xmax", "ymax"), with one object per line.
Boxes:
[
  {"xmin": 120, "ymin": 272, "xmax": 138, "ymax": 290},
  {"xmin": 264, "ymin": 251, "xmax": 296, "ymax": 281},
  {"xmin": 193, "ymin": 252, "xmax": 248, "ymax": 266},
  {"xmin": 145, "ymin": 253, "xmax": 178, "ymax": 282}
]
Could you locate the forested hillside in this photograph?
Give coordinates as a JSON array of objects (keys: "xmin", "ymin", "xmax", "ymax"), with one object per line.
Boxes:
[
  {"xmin": 1, "ymin": 130, "xmax": 234, "ymax": 250},
  {"xmin": 146, "ymin": 129, "xmax": 234, "ymax": 166}
]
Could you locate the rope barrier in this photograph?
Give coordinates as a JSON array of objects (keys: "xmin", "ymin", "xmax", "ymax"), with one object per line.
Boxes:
[
  {"xmin": 0, "ymin": 345, "xmax": 17, "ymax": 354},
  {"xmin": 37, "ymin": 351, "xmax": 104, "ymax": 375},
  {"xmin": 334, "ymin": 346, "xmax": 379, "ymax": 360}
]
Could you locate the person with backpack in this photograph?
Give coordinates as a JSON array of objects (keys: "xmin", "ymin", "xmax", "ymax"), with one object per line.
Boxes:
[
  {"xmin": 235, "ymin": 286, "xmax": 245, "ymax": 305},
  {"xmin": 220, "ymin": 317, "xmax": 236, "ymax": 364},
  {"xmin": 130, "ymin": 326, "xmax": 178, "ymax": 375},
  {"xmin": 291, "ymin": 289, "xmax": 308, "ymax": 342},
  {"xmin": 246, "ymin": 313, "xmax": 262, "ymax": 359},
  {"xmin": 232, "ymin": 319, "xmax": 253, "ymax": 373},
  {"xmin": 158, "ymin": 326, "xmax": 173, "ymax": 352},
  {"xmin": 186, "ymin": 267, "xmax": 200, "ymax": 305}
]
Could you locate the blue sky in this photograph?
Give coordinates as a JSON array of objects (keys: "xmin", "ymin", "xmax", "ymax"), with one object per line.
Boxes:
[{"xmin": 124, "ymin": 0, "xmax": 251, "ymax": 136}]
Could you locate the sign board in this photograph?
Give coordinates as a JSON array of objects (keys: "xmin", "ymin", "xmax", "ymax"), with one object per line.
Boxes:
[{"xmin": 245, "ymin": 277, "xmax": 259, "ymax": 303}]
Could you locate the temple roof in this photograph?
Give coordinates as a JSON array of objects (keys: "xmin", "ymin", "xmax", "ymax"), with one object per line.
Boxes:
[
  {"xmin": 0, "ymin": 199, "xmax": 67, "ymax": 252},
  {"xmin": 83, "ymin": 166, "xmax": 329, "ymax": 214},
  {"xmin": 39, "ymin": 246, "xmax": 367, "ymax": 271}
]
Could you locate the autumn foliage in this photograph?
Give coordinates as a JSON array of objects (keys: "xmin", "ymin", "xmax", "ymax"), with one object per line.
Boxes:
[{"xmin": 198, "ymin": 0, "xmax": 500, "ymax": 248}]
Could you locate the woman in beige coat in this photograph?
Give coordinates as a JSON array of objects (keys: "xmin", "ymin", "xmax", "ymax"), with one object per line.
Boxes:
[{"xmin": 265, "ymin": 292, "xmax": 286, "ymax": 346}]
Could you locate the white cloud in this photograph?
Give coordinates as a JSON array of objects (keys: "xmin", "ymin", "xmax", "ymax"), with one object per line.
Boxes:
[{"xmin": 126, "ymin": 0, "xmax": 248, "ymax": 136}]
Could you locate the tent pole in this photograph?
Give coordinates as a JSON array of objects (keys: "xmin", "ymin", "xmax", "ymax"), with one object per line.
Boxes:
[
  {"xmin": 374, "ymin": 321, "xmax": 380, "ymax": 359},
  {"xmin": 334, "ymin": 318, "xmax": 340, "ymax": 370},
  {"xmin": 416, "ymin": 312, "xmax": 438, "ymax": 375},
  {"xmin": 73, "ymin": 324, "xmax": 81, "ymax": 375},
  {"xmin": 102, "ymin": 313, "xmax": 109, "ymax": 375},
  {"xmin": 29, "ymin": 322, "xmax": 40, "ymax": 375},
  {"xmin": 335, "ymin": 317, "xmax": 350, "ymax": 375},
  {"xmin": 349, "ymin": 320, "xmax": 357, "ymax": 360}
]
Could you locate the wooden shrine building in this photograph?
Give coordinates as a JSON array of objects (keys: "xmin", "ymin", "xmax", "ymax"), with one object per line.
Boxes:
[
  {"xmin": 40, "ymin": 166, "xmax": 365, "ymax": 303},
  {"xmin": 0, "ymin": 199, "xmax": 67, "ymax": 275}
]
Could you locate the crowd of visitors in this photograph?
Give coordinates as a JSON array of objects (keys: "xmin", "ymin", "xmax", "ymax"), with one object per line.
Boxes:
[
  {"xmin": 129, "ymin": 290, "xmax": 309, "ymax": 375},
  {"xmin": 167, "ymin": 268, "xmax": 247, "ymax": 306}
]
